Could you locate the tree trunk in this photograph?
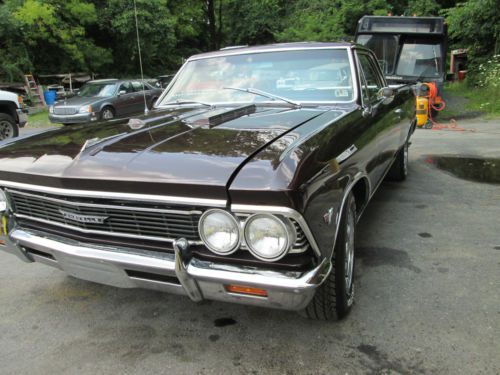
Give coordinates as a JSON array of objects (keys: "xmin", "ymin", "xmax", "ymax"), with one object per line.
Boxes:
[{"xmin": 207, "ymin": 0, "xmax": 217, "ymax": 51}]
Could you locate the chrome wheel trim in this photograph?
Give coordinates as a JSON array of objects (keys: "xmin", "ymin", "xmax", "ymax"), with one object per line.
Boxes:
[
  {"xmin": 344, "ymin": 204, "xmax": 355, "ymax": 294},
  {"xmin": 0, "ymin": 120, "xmax": 14, "ymax": 140},
  {"xmin": 102, "ymin": 109, "xmax": 114, "ymax": 120},
  {"xmin": 403, "ymin": 143, "xmax": 409, "ymax": 176}
]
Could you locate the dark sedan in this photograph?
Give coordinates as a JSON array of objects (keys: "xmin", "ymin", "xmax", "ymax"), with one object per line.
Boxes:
[
  {"xmin": 0, "ymin": 43, "xmax": 415, "ymax": 320},
  {"xmin": 48, "ymin": 79, "xmax": 163, "ymax": 125}
]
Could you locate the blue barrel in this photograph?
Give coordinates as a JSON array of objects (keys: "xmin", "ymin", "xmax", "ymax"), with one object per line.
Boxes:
[{"xmin": 44, "ymin": 90, "xmax": 57, "ymax": 105}]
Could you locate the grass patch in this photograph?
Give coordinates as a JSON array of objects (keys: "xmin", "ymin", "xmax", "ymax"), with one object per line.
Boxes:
[
  {"xmin": 27, "ymin": 110, "xmax": 60, "ymax": 128},
  {"xmin": 445, "ymin": 80, "xmax": 500, "ymax": 117}
]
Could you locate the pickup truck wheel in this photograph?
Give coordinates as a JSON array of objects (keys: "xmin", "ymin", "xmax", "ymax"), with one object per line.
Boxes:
[
  {"xmin": 101, "ymin": 107, "xmax": 115, "ymax": 120},
  {"xmin": 386, "ymin": 141, "xmax": 408, "ymax": 182},
  {"xmin": 301, "ymin": 192, "xmax": 356, "ymax": 320},
  {"xmin": 0, "ymin": 113, "xmax": 19, "ymax": 140}
]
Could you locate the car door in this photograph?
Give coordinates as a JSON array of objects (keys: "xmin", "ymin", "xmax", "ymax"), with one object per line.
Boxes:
[
  {"xmin": 355, "ymin": 50, "xmax": 400, "ymax": 187},
  {"xmin": 131, "ymin": 81, "xmax": 150, "ymax": 113},
  {"xmin": 115, "ymin": 81, "xmax": 138, "ymax": 116}
]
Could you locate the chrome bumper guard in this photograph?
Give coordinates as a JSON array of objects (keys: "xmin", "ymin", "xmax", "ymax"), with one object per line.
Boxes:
[{"xmin": 1, "ymin": 228, "xmax": 330, "ymax": 310}]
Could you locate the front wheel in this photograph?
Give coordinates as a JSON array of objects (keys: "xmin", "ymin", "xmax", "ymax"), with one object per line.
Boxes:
[
  {"xmin": 0, "ymin": 113, "xmax": 19, "ymax": 140},
  {"xmin": 101, "ymin": 107, "xmax": 115, "ymax": 120},
  {"xmin": 301, "ymin": 192, "xmax": 356, "ymax": 320}
]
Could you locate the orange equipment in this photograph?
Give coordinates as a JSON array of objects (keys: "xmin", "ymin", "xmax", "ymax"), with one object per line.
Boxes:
[{"xmin": 415, "ymin": 82, "xmax": 446, "ymax": 128}]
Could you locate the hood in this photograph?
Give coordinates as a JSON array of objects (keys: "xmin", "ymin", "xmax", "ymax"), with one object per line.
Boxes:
[
  {"xmin": 0, "ymin": 90, "xmax": 20, "ymax": 107},
  {"xmin": 53, "ymin": 95, "xmax": 98, "ymax": 107},
  {"xmin": 0, "ymin": 106, "xmax": 327, "ymax": 199}
]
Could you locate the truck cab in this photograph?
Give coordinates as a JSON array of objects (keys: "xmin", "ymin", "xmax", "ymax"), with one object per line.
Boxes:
[
  {"xmin": 355, "ymin": 16, "xmax": 447, "ymax": 92},
  {"xmin": 0, "ymin": 90, "xmax": 28, "ymax": 141}
]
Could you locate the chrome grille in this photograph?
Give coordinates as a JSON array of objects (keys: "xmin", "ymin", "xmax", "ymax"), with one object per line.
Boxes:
[
  {"xmin": 53, "ymin": 107, "xmax": 78, "ymax": 115},
  {"xmin": 6, "ymin": 188, "xmax": 311, "ymax": 255},
  {"xmin": 7, "ymin": 189, "xmax": 201, "ymax": 242}
]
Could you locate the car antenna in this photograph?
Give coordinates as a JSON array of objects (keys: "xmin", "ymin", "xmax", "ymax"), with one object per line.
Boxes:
[{"xmin": 133, "ymin": 0, "xmax": 149, "ymax": 116}]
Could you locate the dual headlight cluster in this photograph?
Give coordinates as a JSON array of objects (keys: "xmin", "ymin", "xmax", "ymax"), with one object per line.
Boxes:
[{"xmin": 198, "ymin": 209, "xmax": 295, "ymax": 262}]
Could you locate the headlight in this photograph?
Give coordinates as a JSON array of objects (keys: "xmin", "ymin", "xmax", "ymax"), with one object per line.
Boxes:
[
  {"xmin": 79, "ymin": 105, "xmax": 92, "ymax": 113},
  {"xmin": 0, "ymin": 190, "xmax": 7, "ymax": 212},
  {"xmin": 244, "ymin": 214, "xmax": 294, "ymax": 262},
  {"xmin": 198, "ymin": 209, "xmax": 240, "ymax": 255},
  {"xmin": 49, "ymin": 106, "xmax": 54, "ymax": 114}
]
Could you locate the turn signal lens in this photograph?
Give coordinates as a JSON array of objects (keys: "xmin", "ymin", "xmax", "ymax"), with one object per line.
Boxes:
[{"xmin": 225, "ymin": 284, "xmax": 268, "ymax": 297}]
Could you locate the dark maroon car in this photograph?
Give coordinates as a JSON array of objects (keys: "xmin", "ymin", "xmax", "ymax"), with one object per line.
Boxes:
[{"xmin": 0, "ymin": 43, "xmax": 415, "ymax": 320}]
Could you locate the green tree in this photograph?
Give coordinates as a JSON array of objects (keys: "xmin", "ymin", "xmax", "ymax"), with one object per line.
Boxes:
[
  {"xmin": 13, "ymin": 0, "xmax": 111, "ymax": 74},
  {"xmin": 443, "ymin": 0, "xmax": 499, "ymax": 82}
]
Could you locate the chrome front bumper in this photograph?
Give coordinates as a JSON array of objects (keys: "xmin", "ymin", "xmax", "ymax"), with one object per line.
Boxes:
[{"xmin": 1, "ymin": 228, "xmax": 330, "ymax": 310}]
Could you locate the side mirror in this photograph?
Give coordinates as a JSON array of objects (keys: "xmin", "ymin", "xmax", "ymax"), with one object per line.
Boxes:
[
  {"xmin": 377, "ymin": 87, "xmax": 394, "ymax": 105},
  {"xmin": 118, "ymin": 90, "xmax": 126, "ymax": 96}
]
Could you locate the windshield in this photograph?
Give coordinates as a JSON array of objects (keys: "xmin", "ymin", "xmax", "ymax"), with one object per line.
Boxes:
[
  {"xmin": 396, "ymin": 40, "xmax": 442, "ymax": 78},
  {"xmin": 78, "ymin": 83, "xmax": 116, "ymax": 97},
  {"xmin": 356, "ymin": 35, "xmax": 398, "ymax": 75},
  {"xmin": 158, "ymin": 49, "xmax": 354, "ymax": 106}
]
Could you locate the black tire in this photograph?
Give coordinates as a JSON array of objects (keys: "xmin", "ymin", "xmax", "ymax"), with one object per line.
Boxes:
[
  {"xmin": 301, "ymin": 192, "xmax": 356, "ymax": 320},
  {"xmin": 0, "ymin": 113, "xmax": 19, "ymax": 141},
  {"xmin": 101, "ymin": 106, "xmax": 115, "ymax": 120},
  {"xmin": 386, "ymin": 141, "xmax": 409, "ymax": 182}
]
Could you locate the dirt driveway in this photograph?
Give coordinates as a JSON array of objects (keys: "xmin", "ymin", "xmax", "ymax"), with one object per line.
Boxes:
[{"xmin": 1, "ymin": 118, "xmax": 499, "ymax": 374}]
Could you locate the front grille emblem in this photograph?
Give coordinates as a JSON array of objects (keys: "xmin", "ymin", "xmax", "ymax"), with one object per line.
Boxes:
[{"xmin": 59, "ymin": 209, "xmax": 108, "ymax": 224}]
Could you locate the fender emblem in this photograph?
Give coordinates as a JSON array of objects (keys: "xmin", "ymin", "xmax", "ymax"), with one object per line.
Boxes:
[
  {"xmin": 59, "ymin": 210, "xmax": 108, "ymax": 224},
  {"xmin": 323, "ymin": 207, "xmax": 334, "ymax": 225}
]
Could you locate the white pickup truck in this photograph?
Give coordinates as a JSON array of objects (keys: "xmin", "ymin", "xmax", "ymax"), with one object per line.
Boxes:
[{"xmin": 0, "ymin": 90, "xmax": 28, "ymax": 141}]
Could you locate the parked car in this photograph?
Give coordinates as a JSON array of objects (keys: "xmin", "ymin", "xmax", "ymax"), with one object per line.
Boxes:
[
  {"xmin": 0, "ymin": 90, "xmax": 28, "ymax": 141},
  {"xmin": 48, "ymin": 79, "xmax": 163, "ymax": 125},
  {"xmin": 0, "ymin": 43, "xmax": 415, "ymax": 320}
]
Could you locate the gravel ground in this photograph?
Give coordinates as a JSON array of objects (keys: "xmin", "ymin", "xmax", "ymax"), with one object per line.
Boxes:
[{"xmin": 1, "ymin": 118, "xmax": 499, "ymax": 375}]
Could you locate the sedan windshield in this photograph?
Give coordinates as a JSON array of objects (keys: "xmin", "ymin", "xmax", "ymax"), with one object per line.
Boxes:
[
  {"xmin": 78, "ymin": 83, "xmax": 116, "ymax": 97},
  {"xmin": 158, "ymin": 49, "xmax": 354, "ymax": 106}
]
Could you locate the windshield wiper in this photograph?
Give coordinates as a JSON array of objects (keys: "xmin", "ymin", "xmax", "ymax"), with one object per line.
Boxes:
[
  {"xmin": 223, "ymin": 87, "xmax": 301, "ymax": 108},
  {"xmin": 161, "ymin": 100, "xmax": 213, "ymax": 108}
]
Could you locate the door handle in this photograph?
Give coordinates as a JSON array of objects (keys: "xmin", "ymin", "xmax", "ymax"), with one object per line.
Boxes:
[{"xmin": 394, "ymin": 109, "xmax": 404, "ymax": 115}]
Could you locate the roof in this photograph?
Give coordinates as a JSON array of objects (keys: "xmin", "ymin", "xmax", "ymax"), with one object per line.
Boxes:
[
  {"xmin": 88, "ymin": 78, "xmax": 118, "ymax": 84},
  {"xmin": 189, "ymin": 42, "xmax": 354, "ymax": 61}
]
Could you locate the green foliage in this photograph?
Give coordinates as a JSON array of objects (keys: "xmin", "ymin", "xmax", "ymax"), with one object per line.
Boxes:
[
  {"xmin": 0, "ymin": 0, "xmax": 496, "ymax": 91},
  {"xmin": 223, "ymin": 0, "xmax": 286, "ymax": 45},
  {"xmin": 277, "ymin": 0, "xmax": 392, "ymax": 42},
  {"xmin": 407, "ymin": 0, "xmax": 441, "ymax": 16},
  {"xmin": 442, "ymin": 0, "xmax": 499, "ymax": 84}
]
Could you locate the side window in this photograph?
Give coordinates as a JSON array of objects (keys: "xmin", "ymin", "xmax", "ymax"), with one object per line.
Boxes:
[
  {"xmin": 132, "ymin": 81, "xmax": 144, "ymax": 92},
  {"xmin": 119, "ymin": 82, "xmax": 133, "ymax": 94},
  {"xmin": 357, "ymin": 53, "xmax": 383, "ymax": 103}
]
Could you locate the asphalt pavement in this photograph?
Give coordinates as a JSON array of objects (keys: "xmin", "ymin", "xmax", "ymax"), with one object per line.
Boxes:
[{"xmin": 1, "ymin": 118, "xmax": 499, "ymax": 374}]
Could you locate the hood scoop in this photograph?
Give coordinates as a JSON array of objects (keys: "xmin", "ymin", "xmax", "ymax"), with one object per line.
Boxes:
[{"xmin": 185, "ymin": 104, "xmax": 257, "ymax": 128}]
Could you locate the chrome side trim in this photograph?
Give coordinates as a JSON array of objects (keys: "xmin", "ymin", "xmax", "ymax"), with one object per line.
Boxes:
[
  {"xmin": 6, "ymin": 189, "xmax": 203, "ymax": 215},
  {"xmin": 231, "ymin": 204, "xmax": 321, "ymax": 258},
  {"xmin": 0, "ymin": 180, "xmax": 226, "ymax": 207},
  {"xmin": 13, "ymin": 214, "xmax": 203, "ymax": 246}
]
